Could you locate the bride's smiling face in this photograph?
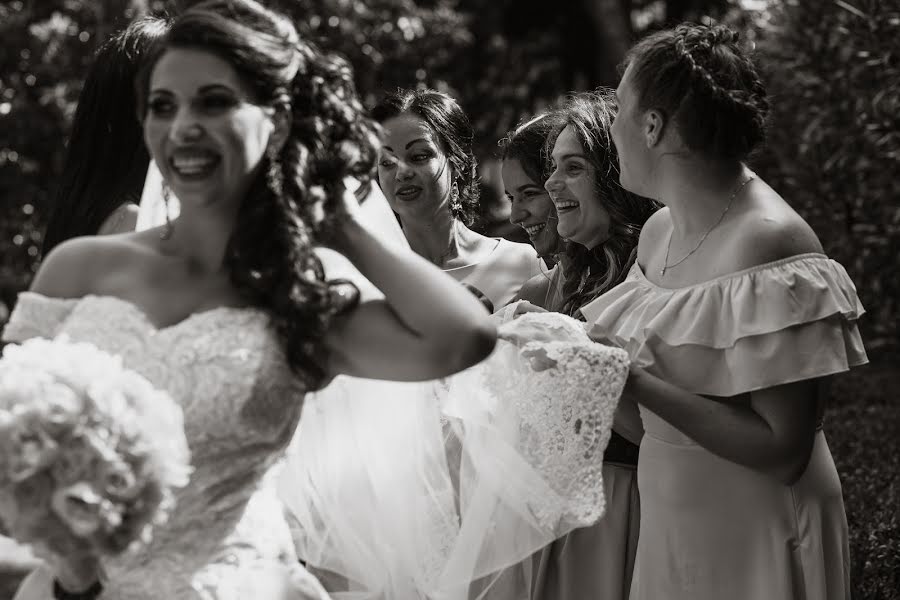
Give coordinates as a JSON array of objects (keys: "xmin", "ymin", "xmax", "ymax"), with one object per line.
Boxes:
[{"xmin": 143, "ymin": 47, "xmax": 277, "ymax": 208}]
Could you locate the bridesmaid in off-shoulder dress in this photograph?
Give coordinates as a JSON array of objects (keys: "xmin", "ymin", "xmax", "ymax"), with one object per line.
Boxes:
[{"xmin": 586, "ymin": 22, "xmax": 866, "ymax": 600}]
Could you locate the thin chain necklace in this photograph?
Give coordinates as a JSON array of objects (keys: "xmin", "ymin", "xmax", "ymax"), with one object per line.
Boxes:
[{"xmin": 661, "ymin": 173, "xmax": 755, "ymax": 277}]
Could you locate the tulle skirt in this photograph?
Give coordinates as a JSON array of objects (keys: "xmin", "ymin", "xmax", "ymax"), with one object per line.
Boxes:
[{"xmin": 279, "ymin": 312, "xmax": 632, "ymax": 600}]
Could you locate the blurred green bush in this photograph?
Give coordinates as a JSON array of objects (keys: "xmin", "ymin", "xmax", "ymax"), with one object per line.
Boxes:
[
  {"xmin": 0, "ymin": 3, "xmax": 897, "ymax": 597},
  {"xmin": 731, "ymin": 5, "xmax": 900, "ymax": 596},
  {"xmin": 731, "ymin": 0, "xmax": 900, "ymax": 350}
]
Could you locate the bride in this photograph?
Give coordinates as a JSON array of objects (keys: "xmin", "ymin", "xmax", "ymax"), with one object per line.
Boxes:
[{"xmin": 2, "ymin": 0, "xmax": 496, "ymax": 597}]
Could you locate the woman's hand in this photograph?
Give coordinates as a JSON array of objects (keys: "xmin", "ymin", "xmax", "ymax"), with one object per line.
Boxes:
[
  {"xmin": 511, "ymin": 300, "xmax": 547, "ymax": 318},
  {"xmin": 520, "ymin": 346, "xmax": 557, "ymax": 372},
  {"xmin": 321, "ymin": 182, "xmax": 365, "ymax": 251},
  {"xmin": 625, "ymin": 368, "xmax": 820, "ymax": 484}
]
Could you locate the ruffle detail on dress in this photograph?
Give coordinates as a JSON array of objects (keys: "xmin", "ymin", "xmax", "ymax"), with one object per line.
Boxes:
[
  {"xmin": 2, "ymin": 292, "xmax": 78, "ymax": 343},
  {"xmin": 580, "ymin": 254, "xmax": 868, "ymax": 396}
]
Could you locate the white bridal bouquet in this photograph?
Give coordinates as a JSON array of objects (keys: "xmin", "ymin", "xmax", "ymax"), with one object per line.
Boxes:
[{"xmin": 0, "ymin": 336, "xmax": 191, "ymax": 560}]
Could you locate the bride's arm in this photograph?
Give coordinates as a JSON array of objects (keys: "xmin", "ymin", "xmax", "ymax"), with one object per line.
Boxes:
[
  {"xmin": 626, "ymin": 368, "xmax": 819, "ymax": 484},
  {"xmin": 324, "ymin": 216, "xmax": 496, "ymax": 382}
]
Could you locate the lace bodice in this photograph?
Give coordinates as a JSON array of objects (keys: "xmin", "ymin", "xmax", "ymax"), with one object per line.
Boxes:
[{"xmin": 3, "ymin": 292, "xmax": 328, "ymax": 599}]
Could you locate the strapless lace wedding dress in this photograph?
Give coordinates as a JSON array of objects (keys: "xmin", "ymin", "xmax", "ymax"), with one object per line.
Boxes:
[{"xmin": 2, "ymin": 292, "xmax": 330, "ymax": 600}]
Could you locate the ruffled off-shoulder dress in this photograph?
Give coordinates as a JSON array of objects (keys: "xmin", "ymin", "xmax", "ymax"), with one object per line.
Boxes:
[{"xmin": 580, "ymin": 253, "xmax": 867, "ymax": 600}]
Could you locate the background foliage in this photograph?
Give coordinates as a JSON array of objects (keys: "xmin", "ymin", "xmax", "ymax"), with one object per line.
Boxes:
[
  {"xmin": 730, "ymin": 2, "xmax": 900, "ymax": 594},
  {"xmin": 730, "ymin": 0, "xmax": 900, "ymax": 351},
  {"xmin": 0, "ymin": 0, "xmax": 897, "ymax": 597},
  {"xmin": 0, "ymin": 0, "xmax": 732, "ymax": 306}
]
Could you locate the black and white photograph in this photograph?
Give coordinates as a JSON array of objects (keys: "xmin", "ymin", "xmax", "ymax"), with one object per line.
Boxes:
[{"xmin": 0, "ymin": 0, "xmax": 897, "ymax": 598}]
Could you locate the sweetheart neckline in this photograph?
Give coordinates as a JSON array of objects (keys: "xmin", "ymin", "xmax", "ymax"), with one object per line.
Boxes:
[{"xmin": 74, "ymin": 293, "xmax": 268, "ymax": 333}]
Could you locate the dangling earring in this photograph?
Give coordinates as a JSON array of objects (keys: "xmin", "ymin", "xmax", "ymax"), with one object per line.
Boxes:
[
  {"xmin": 266, "ymin": 146, "xmax": 283, "ymax": 198},
  {"xmin": 160, "ymin": 183, "xmax": 174, "ymax": 241},
  {"xmin": 449, "ymin": 181, "xmax": 462, "ymax": 214}
]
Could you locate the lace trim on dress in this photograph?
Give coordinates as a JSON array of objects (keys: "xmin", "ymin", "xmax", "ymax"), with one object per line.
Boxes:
[
  {"xmin": 4, "ymin": 292, "xmax": 323, "ymax": 599},
  {"xmin": 280, "ymin": 311, "xmax": 630, "ymax": 599}
]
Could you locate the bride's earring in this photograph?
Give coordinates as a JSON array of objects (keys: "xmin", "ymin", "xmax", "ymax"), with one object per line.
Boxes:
[
  {"xmin": 449, "ymin": 181, "xmax": 462, "ymax": 213},
  {"xmin": 160, "ymin": 183, "xmax": 174, "ymax": 241}
]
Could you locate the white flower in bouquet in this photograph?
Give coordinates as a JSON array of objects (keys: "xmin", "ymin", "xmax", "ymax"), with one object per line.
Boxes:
[{"xmin": 0, "ymin": 336, "xmax": 191, "ymax": 560}]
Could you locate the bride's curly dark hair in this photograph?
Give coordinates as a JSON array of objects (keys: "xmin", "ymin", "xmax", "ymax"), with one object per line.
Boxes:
[{"xmin": 138, "ymin": 0, "xmax": 381, "ymax": 389}]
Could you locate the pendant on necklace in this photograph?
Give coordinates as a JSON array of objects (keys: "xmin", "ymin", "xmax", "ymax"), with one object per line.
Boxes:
[{"xmin": 660, "ymin": 266, "xmax": 666, "ymax": 277}]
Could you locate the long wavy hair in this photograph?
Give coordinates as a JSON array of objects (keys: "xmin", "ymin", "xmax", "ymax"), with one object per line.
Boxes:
[
  {"xmin": 42, "ymin": 16, "xmax": 170, "ymax": 256},
  {"xmin": 138, "ymin": 0, "xmax": 380, "ymax": 389},
  {"xmin": 371, "ymin": 89, "xmax": 481, "ymax": 227},
  {"xmin": 551, "ymin": 90, "xmax": 659, "ymax": 318}
]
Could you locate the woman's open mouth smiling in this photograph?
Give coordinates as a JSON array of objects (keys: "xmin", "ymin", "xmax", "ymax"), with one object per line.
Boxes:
[
  {"xmin": 395, "ymin": 184, "xmax": 422, "ymax": 200},
  {"xmin": 523, "ymin": 222, "xmax": 547, "ymax": 238},
  {"xmin": 554, "ymin": 199, "xmax": 580, "ymax": 215},
  {"xmin": 169, "ymin": 148, "xmax": 221, "ymax": 180}
]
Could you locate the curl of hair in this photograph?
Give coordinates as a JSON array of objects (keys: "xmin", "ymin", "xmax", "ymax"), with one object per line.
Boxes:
[
  {"xmin": 497, "ymin": 112, "xmax": 564, "ymax": 188},
  {"xmin": 624, "ymin": 22, "xmax": 769, "ymax": 160},
  {"xmin": 43, "ymin": 16, "xmax": 170, "ymax": 256},
  {"xmin": 139, "ymin": 0, "xmax": 380, "ymax": 389},
  {"xmin": 550, "ymin": 91, "xmax": 660, "ymax": 318},
  {"xmin": 371, "ymin": 89, "xmax": 480, "ymax": 226}
]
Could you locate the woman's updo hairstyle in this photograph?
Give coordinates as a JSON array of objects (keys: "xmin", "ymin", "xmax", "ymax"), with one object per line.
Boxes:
[
  {"xmin": 371, "ymin": 89, "xmax": 481, "ymax": 226},
  {"xmin": 138, "ymin": 0, "xmax": 382, "ymax": 389},
  {"xmin": 624, "ymin": 22, "xmax": 768, "ymax": 160}
]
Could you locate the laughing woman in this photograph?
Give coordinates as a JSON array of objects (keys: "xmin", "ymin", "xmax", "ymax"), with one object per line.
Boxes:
[
  {"xmin": 500, "ymin": 112, "xmax": 566, "ymax": 306},
  {"xmin": 500, "ymin": 94, "xmax": 657, "ymax": 600}
]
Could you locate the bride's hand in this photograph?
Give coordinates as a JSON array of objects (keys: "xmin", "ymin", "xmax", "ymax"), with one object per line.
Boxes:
[
  {"xmin": 511, "ymin": 300, "xmax": 547, "ymax": 318},
  {"xmin": 336, "ymin": 178, "xmax": 366, "ymax": 222},
  {"xmin": 521, "ymin": 346, "xmax": 557, "ymax": 372},
  {"xmin": 318, "ymin": 179, "xmax": 366, "ymax": 250},
  {"xmin": 497, "ymin": 303, "xmax": 565, "ymax": 347}
]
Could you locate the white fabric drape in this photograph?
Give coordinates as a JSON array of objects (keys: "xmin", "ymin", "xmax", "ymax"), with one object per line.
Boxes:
[{"xmin": 279, "ymin": 309, "xmax": 630, "ymax": 599}]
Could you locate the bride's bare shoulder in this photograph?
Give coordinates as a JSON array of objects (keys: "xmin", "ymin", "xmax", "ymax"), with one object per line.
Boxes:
[{"xmin": 31, "ymin": 233, "xmax": 155, "ymax": 299}]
